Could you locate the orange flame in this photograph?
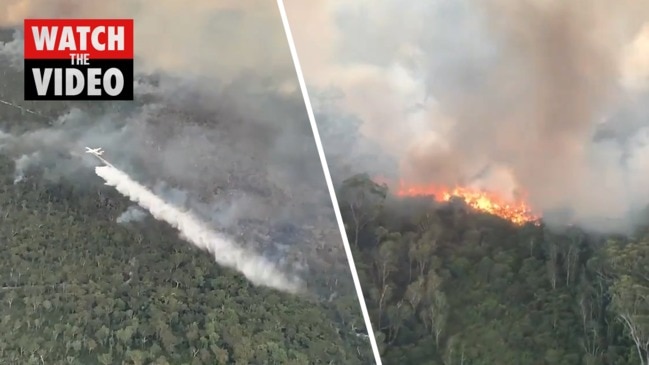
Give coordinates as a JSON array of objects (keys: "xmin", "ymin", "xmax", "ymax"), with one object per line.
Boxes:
[{"xmin": 395, "ymin": 182, "xmax": 541, "ymax": 226}]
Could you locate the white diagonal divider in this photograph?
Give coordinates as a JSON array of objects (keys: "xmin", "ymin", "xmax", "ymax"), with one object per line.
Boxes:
[{"xmin": 275, "ymin": 1, "xmax": 384, "ymax": 364}]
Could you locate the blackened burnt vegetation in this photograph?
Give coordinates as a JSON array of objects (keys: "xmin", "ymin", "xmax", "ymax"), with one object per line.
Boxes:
[{"xmin": 338, "ymin": 173, "xmax": 649, "ymax": 365}]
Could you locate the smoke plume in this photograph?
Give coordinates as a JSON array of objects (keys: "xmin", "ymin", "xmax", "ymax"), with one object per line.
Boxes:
[
  {"xmin": 1, "ymin": 0, "xmax": 296, "ymax": 85},
  {"xmin": 95, "ymin": 163, "xmax": 302, "ymax": 293},
  {"xmin": 285, "ymin": 0, "xmax": 649, "ymax": 232}
]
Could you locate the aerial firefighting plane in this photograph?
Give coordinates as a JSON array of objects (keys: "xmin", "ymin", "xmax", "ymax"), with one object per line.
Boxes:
[
  {"xmin": 85, "ymin": 147, "xmax": 104, "ymax": 155},
  {"xmin": 85, "ymin": 147, "xmax": 114, "ymax": 167}
]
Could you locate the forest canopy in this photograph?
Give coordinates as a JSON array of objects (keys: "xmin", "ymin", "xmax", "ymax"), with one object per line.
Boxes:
[{"xmin": 337, "ymin": 173, "xmax": 649, "ymax": 365}]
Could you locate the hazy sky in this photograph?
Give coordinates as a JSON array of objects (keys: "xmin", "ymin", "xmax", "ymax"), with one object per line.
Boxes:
[{"xmin": 1, "ymin": 0, "xmax": 298, "ymax": 89}]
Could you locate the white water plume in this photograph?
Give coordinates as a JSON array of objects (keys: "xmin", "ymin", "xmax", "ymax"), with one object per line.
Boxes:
[{"xmin": 94, "ymin": 164, "xmax": 302, "ymax": 294}]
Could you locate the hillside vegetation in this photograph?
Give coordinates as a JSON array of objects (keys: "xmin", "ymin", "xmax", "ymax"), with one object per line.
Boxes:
[
  {"xmin": 0, "ymin": 160, "xmax": 376, "ymax": 365},
  {"xmin": 338, "ymin": 173, "xmax": 649, "ymax": 365}
]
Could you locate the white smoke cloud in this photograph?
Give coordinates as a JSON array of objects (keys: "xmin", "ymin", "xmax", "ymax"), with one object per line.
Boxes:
[
  {"xmin": 13, "ymin": 151, "xmax": 40, "ymax": 184},
  {"xmin": 95, "ymin": 163, "xmax": 303, "ymax": 293},
  {"xmin": 116, "ymin": 205, "xmax": 147, "ymax": 224}
]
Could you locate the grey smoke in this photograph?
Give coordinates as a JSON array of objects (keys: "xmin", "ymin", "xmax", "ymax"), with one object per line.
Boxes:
[
  {"xmin": 0, "ymin": 0, "xmax": 296, "ymax": 85},
  {"xmin": 0, "ymin": 29, "xmax": 21, "ymax": 69},
  {"xmin": 13, "ymin": 151, "xmax": 40, "ymax": 184},
  {"xmin": 116, "ymin": 206, "xmax": 147, "ymax": 224},
  {"xmin": 286, "ymin": 0, "xmax": 649, "ymax": 233},
  {"xmin": 0, "ymin": 2, "xmax": 349, "ymax": 297}
]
